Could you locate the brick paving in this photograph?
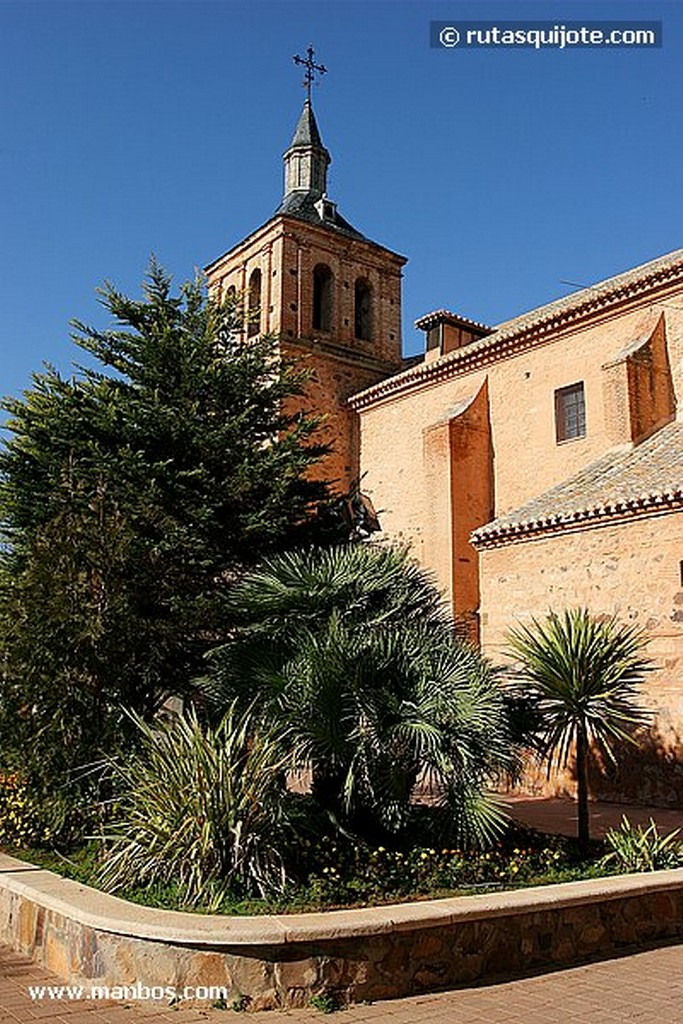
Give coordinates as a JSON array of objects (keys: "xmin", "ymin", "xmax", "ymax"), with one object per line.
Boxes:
[
  {"xmin": 2, "ymin": 942, "xmax": 683, "ymax": 1023},
  {"xmin": 2, "ymin": 796, "xmax": 683, "ymax": 1022},
  {"xmin": 505, "ymin": 794, "xmax": 683, "ymax": 838}
]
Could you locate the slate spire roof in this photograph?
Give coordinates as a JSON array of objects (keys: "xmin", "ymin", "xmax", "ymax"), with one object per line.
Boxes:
[
  {"xmin": 288, "ymin": 98, "xmax": 325, "ymax": 150},
  {"xmin": 275, "ymin": 98, "xmax": 366, "ymax": 240}
]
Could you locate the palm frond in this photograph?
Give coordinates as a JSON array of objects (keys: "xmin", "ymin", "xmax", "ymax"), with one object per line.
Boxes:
[
  {"xmin": 202, "ymin": 543, "xmax": 513, "ymax": 847},
  {"xmin": 506, "ymin": 608, "xmax": 654, "ymax": 821}
]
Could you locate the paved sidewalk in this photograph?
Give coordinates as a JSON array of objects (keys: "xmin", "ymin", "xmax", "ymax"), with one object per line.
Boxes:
[
  {"xmin": 2, "ymin": 942, "xmax": 682, "ymax": 1023},
  {"xmin": 505, "ymin": 794, "xmax": 683, "ymax": 838}
]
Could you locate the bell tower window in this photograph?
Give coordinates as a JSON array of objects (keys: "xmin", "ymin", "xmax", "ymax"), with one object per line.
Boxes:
[
  {"xmin": 313, "ymin": 264, "xmax": 333, "ymax": 332},
  {"xmin": 247, "ymin": 269, "xmax": 262, "ymax": 337},
  {"xmin": 354, "ymin": 278, "xmax": 372, "ymax": 341}
]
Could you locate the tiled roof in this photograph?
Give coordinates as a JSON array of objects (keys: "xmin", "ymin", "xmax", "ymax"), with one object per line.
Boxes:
[
  {"xmin": 491, "ymin": 248, "xmax": 683, "ymax": 337},
  {"xmin": 472, "ymin": 421, "xmax": 683, "ymax": 547},
  {"xmin": 414, "ymin": 309, "xmax": 492, "ymax": 334},
  {"xmin": 350, "ymin": 248, "xmax": 683, "ymax": 411}
]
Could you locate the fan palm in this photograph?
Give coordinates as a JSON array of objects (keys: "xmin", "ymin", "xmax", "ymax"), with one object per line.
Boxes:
[
  {"xmin": 203, "ymin": 544, "xmax": 514, "ymax": 847},
  {"xmin": 507, "ymin": 608, "xmax": 653, "ymax": 854}
]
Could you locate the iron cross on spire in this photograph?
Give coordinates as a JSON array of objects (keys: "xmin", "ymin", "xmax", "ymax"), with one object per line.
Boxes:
[{"xmin": 293, "ymin": 46, "xmax": 327, "ymax": 102}]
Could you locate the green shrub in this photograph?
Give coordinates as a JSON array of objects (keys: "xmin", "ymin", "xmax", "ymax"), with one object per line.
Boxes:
[
  {"xmin": 309, "ymin": 992, "xmax": 344, "ymax": 1014},
  {"xmin": 273, "ymin": 827, "xmax": 575, "ymax": 910},
  {"xmin": 601, "ymin": 815, "xmax": 683, "ymax": 872},
  {"xmin": 205, "ymin": 543, "xmax": 515, "ymax": 847},
  {"xmin": 0, "ymin": 770, "xmax": 94, "ymax": 849},
  {"xmin": 97, "ymin": 704, "xmax": 295, "ymax": 907}
]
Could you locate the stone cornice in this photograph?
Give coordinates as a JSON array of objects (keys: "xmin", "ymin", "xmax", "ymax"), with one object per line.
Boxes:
[
  {"xmin": 284, "ymin": 335, "xmax": 400, "ymax": 375},
  {"xmin": 205, "ymin": 215, "xmax": 406, "ymax": 278},
  {"xmin": 472, "ymin": 489, "xmax": 683, "ymax": 550}
]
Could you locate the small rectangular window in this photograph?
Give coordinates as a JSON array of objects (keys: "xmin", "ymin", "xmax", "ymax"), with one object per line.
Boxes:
[{"xmin": 555, "ymin": 382, "xmax": 586, "ymax": 442}]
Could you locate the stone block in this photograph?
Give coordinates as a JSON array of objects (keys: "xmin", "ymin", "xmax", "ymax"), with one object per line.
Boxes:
[
  {"xmin": 274, "ymin": 956, "xmax": 319, "ymax": 993},
  {"xmin": 18, "ymin": 902, "xmax": 37, "ymax": 951},
  {"xmin": 229, "ymin": 954, "xmax": 273, "ymax": 998},
  {"xmin": 183, "ymin": 952, "xmax": 232, "ymax": 990},
  {"xmin": 44, "ymin": 927, "xmax": 71, "ymax": 980}
]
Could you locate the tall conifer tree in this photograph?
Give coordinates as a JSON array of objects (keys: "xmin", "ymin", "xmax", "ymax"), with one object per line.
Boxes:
[{"xmin": 0, "ymin": 262, "xmax": 328, "ymax": 791}]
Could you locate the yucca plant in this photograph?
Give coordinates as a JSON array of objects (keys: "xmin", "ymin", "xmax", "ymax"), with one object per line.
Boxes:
[
  {"xmin": 507, "ymin": 608, "xmax": 653, "ymax": 854},
  {"xmin": 203, "ymin": 544, "xmax": 514, "ymax": 847},
  {"xmin": 97, "ymin": 704, "xmax": 294, "ymax": 906},
  {"xmin": 602, "ymin": 815, "xmax": 683, "ymax": 873}
]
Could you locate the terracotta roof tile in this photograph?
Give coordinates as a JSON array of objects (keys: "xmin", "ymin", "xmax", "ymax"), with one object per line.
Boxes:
[
  {"xmin": 492, "ymin": 248, "xmax": 683, "ymax": 336},
  {"xmin": 414, "ymin": 309, "xmax": 492, "ymax": 333},
  {"xmin": 472, "ymin": 421, "xmax": 683, "ymax": 546},
  {"xmin": 351, "ymin": 248, "xmax": 683, "ymax": 411}
]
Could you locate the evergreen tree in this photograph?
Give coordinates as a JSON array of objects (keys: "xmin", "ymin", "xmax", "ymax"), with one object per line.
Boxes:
[{"xmin": 0, "ymin": 262, "xmax": 328, "ymax": 794}]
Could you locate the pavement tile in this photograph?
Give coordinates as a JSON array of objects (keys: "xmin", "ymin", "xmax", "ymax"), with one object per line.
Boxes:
[{"xmin": 47, "ymin": 1017, "xmax": 95, "ymax": 1024}]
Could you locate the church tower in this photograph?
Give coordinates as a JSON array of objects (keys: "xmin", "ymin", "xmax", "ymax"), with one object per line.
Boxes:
[{"xmin": 204, "ymin": 52, "xmax": 406, "ymax": 492}]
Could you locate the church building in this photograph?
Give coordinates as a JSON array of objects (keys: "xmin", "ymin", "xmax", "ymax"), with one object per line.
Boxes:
[
  {"xmin": 353, "ymin": 258, "xmax": 683, "ymax": 805},
  {"xmin": 206, "ymin": 74, "xmax": 683, "ymax": 806}
]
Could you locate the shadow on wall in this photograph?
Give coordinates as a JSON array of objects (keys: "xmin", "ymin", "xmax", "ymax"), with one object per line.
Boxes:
[
  {"xmin": 586, "ymin": 725, "xmax": 683, "ymax": 809},
  {"xmin": 507, "ymin": 726, "xmax": 683, "ymax": 809}
]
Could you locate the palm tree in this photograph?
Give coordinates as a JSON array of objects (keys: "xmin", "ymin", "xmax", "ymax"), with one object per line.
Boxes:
[
  {"xmin": 507, "ymin": 608, "xmax": 654, "ymax": 854},
  {"xmin": 203, "ymin": 543, "xmax": 514, "ymax": 847}
]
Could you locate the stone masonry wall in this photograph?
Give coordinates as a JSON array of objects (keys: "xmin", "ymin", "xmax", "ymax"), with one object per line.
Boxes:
[
  {"xmin": 1, "ymin": 856, "xmax": 683, "ymax": 1011},
  {"xmin": 480, "ymin": 511, "xmax": 683, "ymax": 805}
]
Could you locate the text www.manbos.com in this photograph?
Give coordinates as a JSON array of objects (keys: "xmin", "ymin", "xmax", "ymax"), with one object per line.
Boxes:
[
  {"xmin": 28, "ymin": 983, "xmax": 229, "ymax": 1002},
  {"xmin": 431, "ymin": 21, "xmax": 662, "ymax": 50}
]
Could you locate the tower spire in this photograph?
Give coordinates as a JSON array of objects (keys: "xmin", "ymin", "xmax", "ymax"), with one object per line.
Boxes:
[{"xmin": 282, "ymin": 47, "xmax": 331, "ymax": 201}]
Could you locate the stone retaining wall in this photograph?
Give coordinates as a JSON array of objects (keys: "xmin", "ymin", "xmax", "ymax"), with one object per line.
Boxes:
[{"xmin": 1, "ymin": 852, "xmax": 682, "ymax": 1010}]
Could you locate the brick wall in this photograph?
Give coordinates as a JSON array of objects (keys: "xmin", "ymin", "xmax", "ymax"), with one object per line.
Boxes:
[{"xmin": 206, "ymin": 216, "xmax": 405, "ymax": 493}]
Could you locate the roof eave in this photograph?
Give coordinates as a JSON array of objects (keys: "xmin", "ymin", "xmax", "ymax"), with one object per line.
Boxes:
[
  {"xmin": 472, "ymin": 489, "xmax": 683, "ymax": 549},
  {"xmin": 351, "ymin": 250, "xmax": 683, "ymax": 412}
]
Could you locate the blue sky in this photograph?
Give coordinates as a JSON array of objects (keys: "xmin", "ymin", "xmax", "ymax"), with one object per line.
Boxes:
[{"xmin": 1, "ymin": 0, "xmax": 681, "ymax": 405}]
